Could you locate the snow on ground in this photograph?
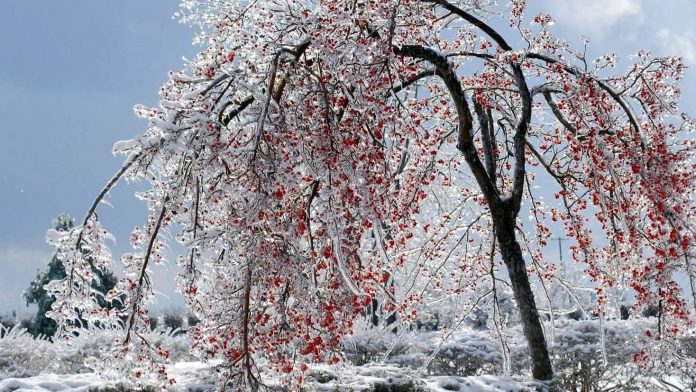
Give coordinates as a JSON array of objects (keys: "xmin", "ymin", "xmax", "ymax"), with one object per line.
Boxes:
[
  {"xmin": 424, "ymin": 375, "xmax": 529, "ymax": 392},
  {"xmin": 1, "ymin": 373, "xmax": 105, "ymax": 392},
  {"xmin": 298, "ymin": 364, "xmax": 530, "ymax": 391},
  {"xmin": 0, "ymin": 362, "xmax": 213, "ymax": 392},
  {"xmin": 0, "ymin": 362, "xmax": 531, "ymax": 392}
]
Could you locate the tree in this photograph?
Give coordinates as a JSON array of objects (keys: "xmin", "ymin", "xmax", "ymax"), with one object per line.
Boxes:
[
  {"xmin": 26, "ymin": 214, "xmax": 120, "ymax": 338},
  {"xmin": 47, "ymin": 0, "xmax": 695, "ymax": 389}
]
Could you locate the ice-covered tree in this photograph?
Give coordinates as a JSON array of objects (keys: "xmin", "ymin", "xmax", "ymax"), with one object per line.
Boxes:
[
  {"xmin": 25, "ymin": 214, "xmax": 120, "ymax": 338},
  {"xmin": 46, "ymin": 0, "xmax": 695, "ymax": 388}
]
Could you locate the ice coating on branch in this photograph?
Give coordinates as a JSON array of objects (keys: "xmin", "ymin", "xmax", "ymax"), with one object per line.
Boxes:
[
  {"xmin": 112, "ymin": 138, "xmax": 139, "ymax": 155},
  {"xmin": 45, "ymin": 229, "xmax": 68, "ymax": 245}
]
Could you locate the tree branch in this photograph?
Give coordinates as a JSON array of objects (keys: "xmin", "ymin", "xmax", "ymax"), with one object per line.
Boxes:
[
  {"xmin": 220, "ymin": 96, "xmax": 255, "ymax": 126},
  {"xmin": 394, "ymin": 44, "xmax": 500, "ymax": 207},
  {"xmin": 425, "ymin": 0, "xmax": 531, "ymax": 214},
  {"xmin": 473, "ymin": 100, "xmax": 497, "ymax": 189},
  {"xmin": 424, "ymin": 0, "xmax": 513, "ymax": 51},
  {"xmin": 528, "ymin": 52, "xmax": 644, "ymax": 151},
  {"xmin": 124, "ymin": 197, "xmax": 168, "ymax": 345},
  {"xmin": 76, "ymin": 151, "xmax": 143, "ymax": 249}
]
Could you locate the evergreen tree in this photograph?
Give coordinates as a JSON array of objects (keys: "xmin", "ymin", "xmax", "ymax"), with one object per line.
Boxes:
[{"xmin": 24, "ymin": 214, "xmax": 120, "ymax": 338}]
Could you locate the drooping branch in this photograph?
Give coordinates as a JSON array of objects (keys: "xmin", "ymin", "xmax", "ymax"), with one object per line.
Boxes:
[
  {"xmin": 241, "ymin": 260, "xmax": 258, "ymax": 388},
  {"xmin": 200, "ymin": 73, "xmax": 232, "ymax": 97},
  {"xmin": 306, "ymin": 180, "xmax": 320, "ymax": 256},
  {"xmin": 390, "ymin": 68, "xmax": 437, "ymax": 96},
  {"xmin": 525, "ymin": 141, "xmax": 567, "ymax": 183},
  {"xmin": 124, "ymin": 197, "xmax": 168, "ymax": 345},
  {"xmin": 273, "ymin": 40, "xmax": 311, "ymax": 102},
  {"xmin": 424, "ymin": 0, "xmax": 513, "ymax": 51},
  {"xmin": 543, "ymin": 91, "xmax": 578, "ymax": 135},
  {"xmin": 220, "ymin": 96, "xmax": 255, "ymax": 126},
  {"xmin": 528, "ymin": 52, "xmax": 644, "ymax": 150},
  {"xmin": 76, "ymin": 151, "xmax": 144, "ymax": 249}
]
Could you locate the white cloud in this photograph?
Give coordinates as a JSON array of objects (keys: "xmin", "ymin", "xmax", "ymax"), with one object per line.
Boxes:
[
  {"xmin": 657, "ymin": 29, "xmax": 696, "ymax": 65},
  {"xmin": 544, "ymin": 0, "xmax": 642, "ymax": 30}
]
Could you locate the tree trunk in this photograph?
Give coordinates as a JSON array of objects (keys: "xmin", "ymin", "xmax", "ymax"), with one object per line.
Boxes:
[
  {"xmin": 393, "ymin": 43, "xmax": 554, "ymax": 382},
  {"xmin": 494, "ymin": 210, "xmax": 553, "ymax": 380}
]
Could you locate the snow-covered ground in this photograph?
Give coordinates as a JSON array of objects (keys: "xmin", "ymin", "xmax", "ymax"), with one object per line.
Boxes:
[
  {"xmin": 1, "ymin": 318, "xmax": 694, "ymax": 391},
  {"xmin": 0, "ymin": 362, "xmax": 212, "ymax": 392},
  {"xmin": 0, "ymin": 363, "xmax": 532, "ymax": 392}
]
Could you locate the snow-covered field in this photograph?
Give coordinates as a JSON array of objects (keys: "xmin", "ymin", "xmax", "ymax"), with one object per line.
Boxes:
[
  {"xmin": 0, "ymin": 363, "xmax": 532, "ymax": 392},
  {"xmin": 1, "ymin": 318, "xmax": 694, "ymax": 391}
]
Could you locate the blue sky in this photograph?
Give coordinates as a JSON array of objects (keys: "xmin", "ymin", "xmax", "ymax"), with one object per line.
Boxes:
[
  {"xmin": 0, "ymin": 1, "xmax": 195, "ymax": 313},
  {"xmin": 0, "ymin": 1, "xmax": 694, "ymax": 315}
]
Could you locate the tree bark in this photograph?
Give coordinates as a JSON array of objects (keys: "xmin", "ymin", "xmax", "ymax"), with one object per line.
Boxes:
[{"xmin": 493, "ymin": 207, "xmax": 553, "ymax": 380}]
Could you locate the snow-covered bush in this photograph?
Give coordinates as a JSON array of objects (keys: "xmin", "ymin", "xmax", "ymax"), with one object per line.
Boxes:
[
  {"xmin": 343, "ymin": 320, "xmax": 432, "ymax": 367},
  {"xmin": 0, "ymin": 326, "xmax": 55, "ymax": 379},
  {"xmin": 161, "ymin": 313, "xmax": 184, "ymax": 332},
  {"xmin": 1, "ymin": 318, "xmax": 694, "ymax": 390},
  {"xmin": 427, "ymin": 330, "xmax": 504, "ymax": 377},
  {"xmin": 547, "ymin": 318, "xmax": 696, "ymax": 391},
  {"xmin": 343, "ymin": 318, "xmax": 695, "ymax": 390},
  {"xmin": 0, "ymin": 315, "xmax": 35, "ymax": 336},
  {"xmin": 0, "ymin": 325, "xmax": 192, "ymax": 379}
]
